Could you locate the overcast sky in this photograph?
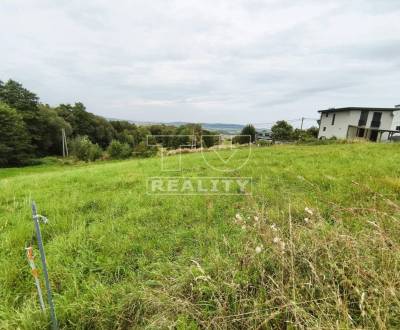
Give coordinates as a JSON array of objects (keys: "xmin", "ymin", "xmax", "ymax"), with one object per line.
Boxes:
[{"xmin": 1, "ymin": 0, "xmax": 400, "ymax": 126}]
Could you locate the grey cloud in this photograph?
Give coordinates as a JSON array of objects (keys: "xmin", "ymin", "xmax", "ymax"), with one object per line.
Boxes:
[
  {"xmin": 254, "ymin": 82, "xmax": 356, "ymax": 108},
  {"xmin": 1, "ymin": 0, "xmax": 400, "ymax": 124},
  {"xmin": 329, "ymin": 40, "xmax": 400, "ymax": 63}
]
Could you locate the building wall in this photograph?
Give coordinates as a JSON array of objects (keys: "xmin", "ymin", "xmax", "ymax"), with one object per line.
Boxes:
[
  {"xmin": 318, "ymin": 110, "xmax": 358, "ymax": 139},
  {"xmin": 368, "ymin": 111, "xmax": 394, "ymax": 130},
  {"xmin": 318, "ymin": 109, "xmax": 399, "ymax": 140},
  {"xmin": 390, "ymin": 111, "xmax": 400, "ymax": 131}
]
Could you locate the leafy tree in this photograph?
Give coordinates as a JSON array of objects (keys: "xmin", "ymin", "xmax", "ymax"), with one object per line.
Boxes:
[
  {"xmin": 271, "ymin": 121, "xmax": 294, "ymax": 141},
  {"xmin": 306, "ymin": 126, "xmax": 319, "ymax": 138},
  {"xmin": 0, "ymin": 80, "xmax": 72, "ymax": 156},
  {"xmin": 242, "ymin": 124, "xmax": 256, "ymax": 142},
  {"xmin": 0, "ymin": 79, "xmax": 42, "ymax": 152},
  {"xmin": 0, "ymin": 102, "xmax": 31, "ymax": 166},
  {"xmin": 93, "ymin": 116, "xmax": 115, "ymax": 148},
  {"xmin": 0, "ymin": 79, "xmax": 38, "ymax": 112},
  {"xmin": 110, "ymin": 120, "xmax": 135, "ymax": 145},
  {"xmin": 149, "ymin": 124, "xmax": 178, "ymax": 149},
  {"xmin": 134, "ymin": 126, "xmax": 151, "ymax": 146},
  {"xmin": 107, "ymin": 140, "xmax": 132, "ymax": 159},
  {"xmin": 56, "ymin": 103, "xmax": 115, "ymax": 148},
  {"xmin": 235, "ymin": 124, "xmax": 256, "ymax": 144},
  {"xmin": 201, "ymin": 129, "xmax": 218, "ymax": 148},
  {"xmin": 36, "ymin": 104, "xmax": 72, "ymax": 156}
]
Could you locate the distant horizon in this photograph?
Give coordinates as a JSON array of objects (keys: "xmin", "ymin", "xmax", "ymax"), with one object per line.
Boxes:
[
  {"xmin": 107, "ymin": 117, "xmax": 245, "ymax": 126},
  {"xmin": 106, "ymin": 117, "xmax": 317, "ymax": 130}
]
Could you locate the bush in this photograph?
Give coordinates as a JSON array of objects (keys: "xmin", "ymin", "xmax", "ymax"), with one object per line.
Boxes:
[
  {"xmin": 296, "ymin": 137, "xmax": 356, "ymax": 146},
  {"xmin": 70, "ymin": 136, "xmax": 103, "ymax": 161},
  {"xmin": 107, "ymin": 140, "xmax": 132, "ymax": 159},
  {"xmin": 133, "ymin": 142, "xmax": 158, "ymax": 158},
  {"xmin": 256, "ymin": 140, "xmax": 273, "ymax": 147}
]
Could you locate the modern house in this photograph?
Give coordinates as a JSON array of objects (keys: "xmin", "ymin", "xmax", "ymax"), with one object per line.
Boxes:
[
  {"xmin": 318, "ymin": 106, "xmax": 400, "ymax": 142},
  {"xmin": 256, "ymin": 129, "xmax": 272, "ymax": 141}
]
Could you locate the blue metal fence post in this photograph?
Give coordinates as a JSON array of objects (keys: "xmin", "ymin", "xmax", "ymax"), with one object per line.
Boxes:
[{"xmin": 31, "ymin": 201, "xmax": 58, "ymax": 330}]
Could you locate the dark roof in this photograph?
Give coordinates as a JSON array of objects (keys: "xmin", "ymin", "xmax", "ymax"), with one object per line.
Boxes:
[{"xmin": 318, "ymin": 107, "xmax": 400, "ymax": 113}]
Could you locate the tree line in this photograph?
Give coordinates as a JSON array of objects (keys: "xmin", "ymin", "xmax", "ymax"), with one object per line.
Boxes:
[
  {"xmin": 235, "ymin": 122, "xmax": 318, "ymax": 144},
  {"xmin": 0, "ymin": 79, "xmax": 319, "ymax": 167},
  {"xmin": 0, "ymin": 79, "xmax": 218, "ymax": 167},
  {"xmin": 270, "ymin": 121, "xmax": 318, "ymax": 141}
]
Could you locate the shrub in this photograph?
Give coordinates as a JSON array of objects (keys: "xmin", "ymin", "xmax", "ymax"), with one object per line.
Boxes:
[
  {"xmin": 257, "ymin": 140, "xmax": 273, "ymax": 147},
  {"xmin": 107, "ymin": 140, "xmax": 132, "ymax": 159},
  {"xmin": 70, "ymin": 136, "xmax": 103, "ymax": 161},
  {"xmin": 133, "ymin": 142, "xmax": 158, "ymax": 158},
  {"xmin": 296, "ymin": 137, "xmax": 358, "ymax": 146}
]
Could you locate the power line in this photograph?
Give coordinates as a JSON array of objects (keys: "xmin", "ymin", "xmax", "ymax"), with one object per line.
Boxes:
[{"xmin": 252, "ymin": 118, "xmax": 319, "ymax": 126}]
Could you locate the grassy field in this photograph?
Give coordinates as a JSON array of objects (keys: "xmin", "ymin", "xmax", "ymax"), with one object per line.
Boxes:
[{"xmin": 1, "ymin": 143, "xmax": 400, "ymax": 329}]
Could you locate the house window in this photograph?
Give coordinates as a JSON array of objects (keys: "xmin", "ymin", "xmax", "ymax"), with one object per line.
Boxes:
[
  {"xmin": 323, "ymin": 127, "xmax": 326, "ymax": 131},
  {"xmin": 371, "ymin": 112, "xmax": 382, "ymax": 128},
  {"xmin": 358, "ymin": 110, "xmax": 368, "ymax": 126},
  {"xmin": 396, "ymin": 126, "xmax": 400, "ymax": 131},
  {"xmin": 331, "ymin": 114, "xmax": 336, "ymax": 125}
]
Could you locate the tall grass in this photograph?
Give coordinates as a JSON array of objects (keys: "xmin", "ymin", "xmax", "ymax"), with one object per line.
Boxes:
[{"xmin": 0, "ymin": 143, "xmax": 400, "ymax": 328}]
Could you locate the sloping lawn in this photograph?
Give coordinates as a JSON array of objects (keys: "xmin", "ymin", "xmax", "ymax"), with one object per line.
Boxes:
[{"xmin": 1, "ymin": 143, "xmax": 400, "ymax": 329}]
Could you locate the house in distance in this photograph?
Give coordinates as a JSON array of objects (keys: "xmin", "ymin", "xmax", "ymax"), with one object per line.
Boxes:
[{"xmin": 317, "ymin": 106, "xmax": 400, "ymax": 142}]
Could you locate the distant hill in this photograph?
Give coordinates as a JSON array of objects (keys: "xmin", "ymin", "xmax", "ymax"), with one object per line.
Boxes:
[
  {"xmin": 169, "ymin": 122, "xmax": 245, "ymax": 134},
  {"xmin": 107, "ymin": 118, "xmax": 245, "ymax": 134}
]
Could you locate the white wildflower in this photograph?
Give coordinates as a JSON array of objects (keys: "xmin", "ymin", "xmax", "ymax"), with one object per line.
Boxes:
[
  {"xmin": 254, "ymin": 216, "xmax": 259, "ymax": 222},
  {"xmin": 255, "ymin": 246, "xmax": 263, "ymax": 254},
  {"xmin": 304, "ymin": 217, "xmax": 309, "ymax": 223},
  {"xmin": 235, "ymin": 213, "xmax": 243, "ymax": 221},
  {"xmin": 273, "ymin": 237, "xmax": 285, "ymax": 252},
  {"xmin": 273, "ymin": 237, "xmax": 281, "ymax": 244},
  {"xmin": 270, "ymin": 223, "xmax": 278, "ymax": 232},
  {"xmin": 305, "ymin": 207, "xmax": 313, "ymax": 216}
]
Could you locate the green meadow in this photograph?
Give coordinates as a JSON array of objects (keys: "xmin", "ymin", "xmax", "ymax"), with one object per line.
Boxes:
[{"xmin": 1, "ymin": 143, "xmax": 400, "ymax": 329}]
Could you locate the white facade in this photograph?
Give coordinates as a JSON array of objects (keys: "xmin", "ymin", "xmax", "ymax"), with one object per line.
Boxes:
[
  {"xmin": 318, "ymin": 107, "xmax": 400, "ymax": 142},
  {"xmin": 390, "ymin": 111, "xmax": 400, "ymax": 131}
]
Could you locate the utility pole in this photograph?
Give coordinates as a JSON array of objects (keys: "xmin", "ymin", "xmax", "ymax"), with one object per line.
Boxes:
[
  {"xmin": 61, "ymin": 129, "xmax": 68, "ymax": 157},
  {"xmin": 300, "ymin": 117, "xmax": 304, "ymax": 131}
]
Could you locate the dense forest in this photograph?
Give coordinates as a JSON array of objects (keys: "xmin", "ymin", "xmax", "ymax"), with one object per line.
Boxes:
[{"xmin": 0, "ymin": 79, "xmax": 218, "ymax": 167}]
